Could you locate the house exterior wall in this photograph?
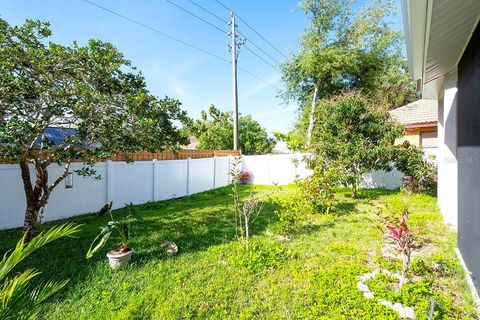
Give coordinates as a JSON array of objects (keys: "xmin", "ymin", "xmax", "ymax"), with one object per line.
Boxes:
[
  {"xmin": 457, "ymin": 21, "xmax": 480, "ymax": 293},
  {"xmin": 437, "ymin": 72, "xmax": 458, "ymax": 230},
  {"xmin": 395, "ymin": 129, "xmax": 420, "ymax": 146},
  {"xmin": 394, "ymin": 125, "xmax": 438, "ymax": 147},
  {"xmin": 395, "ymin": 125, "xmax": 438, "ymax": 160}
]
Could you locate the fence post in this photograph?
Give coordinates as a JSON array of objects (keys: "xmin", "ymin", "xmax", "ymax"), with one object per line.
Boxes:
[
  {"xmin": 267, "ymin": 154, "xmax": 272, "ymax": 185},
  {"xmin": 212, "ymin": 156, "xmax": 217, "ymax": 189},
  {"xmin": 186, "ymin": 157, "xmax": 191, "ymax": 196},
  {"xmin": 152, "ymin": 159, "xmax": 158, "ymax": 202},
  {"xmin": 106, "ymin": 160, "xmax": 113, "ymax": 204},
  {"xmin": 228, "ymin": 155, "xmax": 232, "ymax": 184},
  {"xmin": 293, "ymin": 154, "xmax": 298, "ymax": 180}
]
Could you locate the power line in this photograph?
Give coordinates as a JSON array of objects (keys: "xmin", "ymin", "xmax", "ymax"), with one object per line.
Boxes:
[
  {"xmin": 238, "ymin": 30, "xmax": 280, "ymax": 64},
  {"xmin": 237, "ymin": 66, "xmax": 279, "ymax": 90},
  {"xmin": 243, "ymin": 45, "xmax": 279, "ymax": 72},
  {"xmin": 81, "ymin": 0, "xmax": 279, "ymax": 89},
  {"xmin": 165, "ymin": 0, "xmax": 227, "ymax": 34},
  {"xmin": 82, "ymin": 0, "xmax": 228, "ymax": 63},
  {"xmin": 213, "ymin": 0, "xmax": 231, "ymax": 12},
  {"xmin": 164, "ymin": 1, "xmax": 280, "ymax": 75},
  {"xmin": 178, "ymin": 0, "xmax": 280, "ymax": 69},
  {"xmin": 214, "ymin": 0, "xmax": 288, "ymax": 59},
  {"xmin": 186, "ymin": 0, "xmax": 228, "ymax": 24}
]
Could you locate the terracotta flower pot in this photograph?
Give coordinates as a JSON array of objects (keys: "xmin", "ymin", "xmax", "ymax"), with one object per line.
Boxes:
[{"xmin": 106, "ymin": 248, "xmax": 134, "ymax": 269}]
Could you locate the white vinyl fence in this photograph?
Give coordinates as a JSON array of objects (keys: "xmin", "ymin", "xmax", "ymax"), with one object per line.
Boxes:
[
  {"xmin": 0, "ymin": 153, "xmax": 402, "ymax": 230},
  {"xmin": 242, "ymin": 154, "xmax": 403, "ymax": 189},
  {"xmin": 242, "ymin": 153, "xmax": 311, "ymax": 185},
  {"xmin": 0, "ymin": 156, "xmax": 230, "ymax": 230}
]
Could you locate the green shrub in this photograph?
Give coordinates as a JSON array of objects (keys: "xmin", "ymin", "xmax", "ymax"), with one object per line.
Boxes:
[
  {"xmin": 298, "ymin": 156, "xmax": 339, "ymax": 212},
  {"xmin": 274, "ymin": 194, "xmax": 311, "ymax": 233},
  {"xmin": 273, "ymin": 157, "xmax": 339, "ymax": 233},
  {"xmin": 311, "ymin": 92, "xmax": 405, "ymax": 197},
  {"xmin": 394, "ymin": 141, "xmax": 437, "ymax": 195},
  {"xmin": 0, "ymin": 224, "xmax": 81, "ymax": 320}
]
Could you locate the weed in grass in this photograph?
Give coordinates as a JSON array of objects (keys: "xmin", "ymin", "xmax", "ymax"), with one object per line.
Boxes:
[
  {"xmin": 227, "ymin": 241, "xmax": 293, "ymax": 273},
  {"xmin": 366, "ymin": 273, "xmax": 453, "ymax": 319}
]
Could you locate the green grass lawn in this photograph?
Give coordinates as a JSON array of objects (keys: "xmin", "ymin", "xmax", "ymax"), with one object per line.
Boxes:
[{"xmin": 0, "ymin": 185, "xmax": 477, "ymax": 319}]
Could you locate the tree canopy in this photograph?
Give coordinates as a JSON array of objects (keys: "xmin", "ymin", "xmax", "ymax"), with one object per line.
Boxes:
[
  {"xmin": 188, "ymin": 105, "xmax": 275, "ymax": 155},
  {"xmin": 0, "ymin": 19, "xmax": 188, "ymax": 240},
  {"xmin": 281, "ymin": 0, "xmax": 414, "ymax": 146}
]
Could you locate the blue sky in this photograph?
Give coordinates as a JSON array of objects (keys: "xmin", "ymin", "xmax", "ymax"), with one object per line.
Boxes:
[{"xmin": 1, "ymin": 0, "xmax": 403, "ymax": 135}]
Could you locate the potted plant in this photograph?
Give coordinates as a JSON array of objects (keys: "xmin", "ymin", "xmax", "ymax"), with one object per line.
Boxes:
[{"xmin": 86, "ymin": 203, "xmax": 139, "ymax": 269}]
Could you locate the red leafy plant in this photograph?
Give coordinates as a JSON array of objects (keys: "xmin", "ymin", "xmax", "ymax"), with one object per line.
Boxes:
[
  {"xmin": 384, "ymin": 208, "xmax": 420, "ymax": 289},
  {"xmin": 240, "ymin": 170, "xmax": 253, "ymax": 184}
]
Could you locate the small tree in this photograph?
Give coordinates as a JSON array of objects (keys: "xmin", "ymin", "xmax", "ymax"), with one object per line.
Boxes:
[
  {"xmin": 312, "ymin": 92, "xmax": 404, "ymax": 197},
  {"xmin": 229, "ymin": 157, "xmax": 272, "ymax": 249},
  {"xmin": 189, "ymin": 104, "xmax": 275, "ymax": 155},
  {"xmin": 0, "ymin": 19, "xmax": 188, "ymax": 241}
]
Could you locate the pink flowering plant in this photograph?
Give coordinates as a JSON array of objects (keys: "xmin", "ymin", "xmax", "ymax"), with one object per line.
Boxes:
[{"xmin": 240, "ymin": 170, "xmax": 253, "ymax": 184}]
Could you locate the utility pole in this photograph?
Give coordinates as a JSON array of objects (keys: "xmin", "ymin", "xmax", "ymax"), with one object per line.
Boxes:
[
  {"xmin": 229, "ymin": 12, "xmax": 239, "ymax": 151},
  {"xmin": 228, "ymin": 12, "xmax": 245, "ymax": 151}
]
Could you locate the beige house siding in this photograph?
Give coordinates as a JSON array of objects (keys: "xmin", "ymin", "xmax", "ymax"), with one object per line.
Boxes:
[{"xmin": 394, "ymin": 125, "xmax": 437, "ymax": 147}]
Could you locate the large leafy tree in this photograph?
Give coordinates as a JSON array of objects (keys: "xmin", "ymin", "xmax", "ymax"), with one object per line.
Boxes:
[
  {"xmin": 0, "ymin": 19, "xmax": 188, "ymax": 241},
  {"xmin": 189, "ymin": 105, "xmax": 275, "ymax": 155},
  {"xmin": 312, "ymin": 92, "xmax": 404, "ymax": 197},
  {"xmin": 281, "ymin": 0, "xmax": 414, "ymax": 146}
]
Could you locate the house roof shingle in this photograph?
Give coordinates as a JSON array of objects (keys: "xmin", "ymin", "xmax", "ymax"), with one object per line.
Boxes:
[{"xmin": 389, "ymin": 99, "xmax": 438, "ymax": 126}]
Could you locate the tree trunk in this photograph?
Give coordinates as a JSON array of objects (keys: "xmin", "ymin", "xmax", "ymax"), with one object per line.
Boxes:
[
  {"xmin": 19, "ymin": 157, "xmax": 69, "ymax": 243},
  {"xmin": 23, "ymin": 205, "xmax": 39, "ymax": 243},
  {"xmin": 306, "ymin": 85, "xmax": 319, "ymax": 146},
  {"xmin": 244, "ymin": 214, "xmax": 249, "ymax": 249},
  {"xmin": 351, "ymin": 181, "xmax": 357, "ymax": 198},
  {"xmin": 399, "ymin": 252, "xmax": 410, "ymax": 290},
  {"xmin": 19, "ymin": 160, "xmax": 39, "ymax": 242}
]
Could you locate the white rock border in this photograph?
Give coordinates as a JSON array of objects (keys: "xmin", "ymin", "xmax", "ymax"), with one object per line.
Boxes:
[{"xmin": 357, "ymin": 268, "xmax": 415, "ymax": 319}]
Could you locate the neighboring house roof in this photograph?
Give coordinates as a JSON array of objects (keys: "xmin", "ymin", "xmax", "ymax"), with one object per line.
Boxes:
[
  {"xmin": 184, "ymin": 136, "xmax": 199, "ymax": 149},
  {"xmin": 389, "ymin": 99, "xmax": 437, "ymax": 127},
  {"xmin": 0, "ymin": 126, "xmax": 78, "ymax": 148},
  {"xmin": 44, "ymin": 127, "xmax": 77, "ymax": 146}
]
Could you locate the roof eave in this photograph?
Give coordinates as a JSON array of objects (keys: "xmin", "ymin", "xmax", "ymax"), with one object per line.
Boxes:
[
  {"xmin": 404, "ymin": 121, "xmax": 438, "ymax": 129},
  {"xmin": 401, "ymin": 0, "xmax": 430, "ymax": 86},
  {"xmin": 403, "ymin": 0, "xmax": 480, "ymax": 88}
]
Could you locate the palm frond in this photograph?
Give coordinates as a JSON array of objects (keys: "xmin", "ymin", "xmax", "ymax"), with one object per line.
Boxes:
[
  {"xmin": 0, "ymin": 269, "xmax": 40, "ymax": 303},
  {"xmin": 0, "ymin": 223, "xmax": 82, "ymax": 282},
  {"xmin": 0, "ymin": 269, "xmax": 40, "ymax": 320},
  {"xmin": 30, "ymin": 279, "xmax": 69, "ymax": 305},
  {"xmin": 0, "ymin": 223, "xmax": 81, "ymax": 320}
]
